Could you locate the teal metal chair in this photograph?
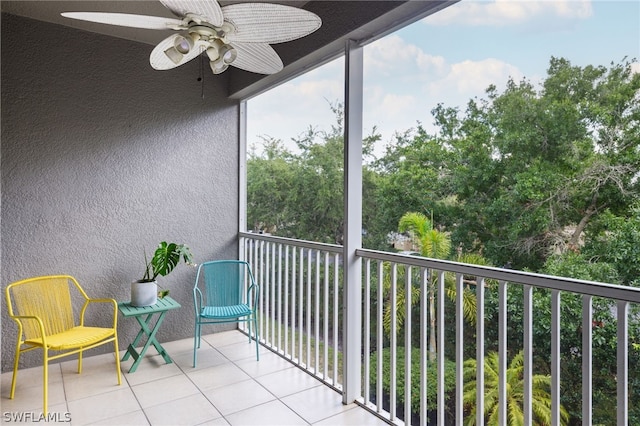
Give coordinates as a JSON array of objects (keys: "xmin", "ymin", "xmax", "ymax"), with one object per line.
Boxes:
[{"xmin": 193, "ymin": 260, "xmax": 259, "ymax": 366}]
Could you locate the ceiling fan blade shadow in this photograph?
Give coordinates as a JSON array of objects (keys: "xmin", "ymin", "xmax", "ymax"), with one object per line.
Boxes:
[
  {"xmin": 159, "ymin": 0, "xmax": 224, "ymax": 27},
  {"xmin": 150, "ymin": 34, "xmax": 204, "ymax": 70},
  {"xmin": 223, "ymin": 4, "xmax": 321, "ymax": 44},
  {"xmin": 230, "ymin": 42, "xmax": 283, "ymax": 75},
  {"xmin": 60, "ymin": 12, "xmax": 184, "ymax": 30}
]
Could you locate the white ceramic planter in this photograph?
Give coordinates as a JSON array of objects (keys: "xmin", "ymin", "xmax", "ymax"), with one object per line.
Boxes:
[{"xmin": 130, "ymin": 280, "xmax": 158, "ymax": 307}]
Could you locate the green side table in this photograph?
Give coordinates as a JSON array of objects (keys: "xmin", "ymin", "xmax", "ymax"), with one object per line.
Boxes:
[{"xmin": 118, "ymin": 296, "xmax": 181, "ymax": 373}]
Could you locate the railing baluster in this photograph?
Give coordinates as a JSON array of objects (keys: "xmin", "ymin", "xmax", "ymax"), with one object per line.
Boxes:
[
  {"xmin": 364, "ymin": 258, "xmax": 371, "ymax": 404},
  {"xmin": 420, "ymin": 267, "xmax": 428, "ymax": 424},
  {"xmin": 376, "ymin": 260, "xmax": 384, "ymax": 413},
  {"xmin": 523, "ymin": 285, "xmax": 533, "ymax": 425},
  {"xmin": 314, "ymin": 249, "xmax": 320, "ymax": 373},
  {"xmin": 437, "ymin": 270, "xmax": 446, "ymax": 426},
  {"xmin": 551, "ymin": 289, "xmax": 561, "ymax": 426},
  {"xmin": 277, "ymin": 243, "xmax": 283, "ymax": 351},
  {"xmin": 405, "ymin": 265, "xmax": 412, "ymax": 426},
  {"xmin": 306, "ymin": 249, "xmax": 312, "ymax": 369},
  {"xmin": 264, "ymin": 242, "xmax": 270, "ymax": 344},
  {"xmin": 476, "ymin": 277, "xmax": 485, "ymax": 426},
  {"xmin": 284, "ymin": 244, "xmax": 289, "ymax": 356},
  {"xmin": 499, "ymin": 281, "xmax": 507, "ymax": 426},
  {"xmin": 324, "ymin": 251, "xmax": 330, "ymax": 380},
  {"xmin": 291, "ymin": 246, "xmax": 297, "ymax": 361},
  {"xmin": 333, "ymin": 252, "xmax": 340, "ymax": 385},
  {"xmin": 298, "ymin": 247, "xmax": 305, "ymax": 363},
  {"xmin": 271, "ymin": 242, "xmax": 276, "ymax": 348},
  {"xmin": 582, "ymin": 295, "xmax": 592, "ymax": 426},
  {"xmin": 390, "ymin": 262, "xmax": 398, "ymax": 421},
  {"xmin": 617, "ymin": 300, "xmax": 629, "ymax": 426},
  {"xmin": 456, "ymin": 273, "xmax": 464, "ymax": 425},
  {"xmin": 260, "ymin": 240, "xmax": 266, "ymax": 340}
]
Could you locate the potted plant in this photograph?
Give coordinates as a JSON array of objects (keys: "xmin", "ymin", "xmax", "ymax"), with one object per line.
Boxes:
[{"xmin": 130, "ymin": 241, "xmax": 195, "ymax": 307}]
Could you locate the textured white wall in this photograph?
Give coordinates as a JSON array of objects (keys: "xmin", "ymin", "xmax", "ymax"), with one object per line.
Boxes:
[{"xmin": 1, "ymin": 13, "xmax": 240, "ymax": 371}]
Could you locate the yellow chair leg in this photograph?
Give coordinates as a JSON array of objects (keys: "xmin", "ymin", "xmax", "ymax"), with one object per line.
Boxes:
[
  {"xmin": 9, "ymin": 343, "xmax": 21, "ymax": 399},
  {"xmin": 43, "ymin": 351, "xmax": 49, "ymax": 416},
  {"xmin": 114, "ymin": 339, "xmax": 122, "ymax": 385},
  {"xmin": 78, "ymin": 349, "xmax": 83, "ymax": 374}
]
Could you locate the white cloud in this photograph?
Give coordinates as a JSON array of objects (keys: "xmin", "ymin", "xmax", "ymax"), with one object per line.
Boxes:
[
  {"xmin": 250, "ymin": 34, "xmax": 528, "ymax": 151},
  {"xmin": 425, "ymin": 0, "xmax": 593, "ymax": 26},
  {"xmin": 362, "ymin": 35, "xmax": 526, "ymax": 143},
  {"xmin": 631, "ymin": 62, "xmax": 640, "ymax": 74},
  {"xmin": 364, "ymin": 35, "xmax": 447, "ymax": 78},
  {"xmin": 247, "ymin": 59, "xmax": 344, "ymax": 150},
  {"xmin": 430, "ymin": 58, "xmax": 524, "ymax": 96}
]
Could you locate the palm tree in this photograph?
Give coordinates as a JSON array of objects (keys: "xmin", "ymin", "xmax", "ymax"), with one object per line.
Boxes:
[
  {"xmin": 463, "ymin": 350, "xmax": 568, "ymax": 426},
  {"xmin": 384, "ymin": 212, "xmax": 477, "ymax": 359}
]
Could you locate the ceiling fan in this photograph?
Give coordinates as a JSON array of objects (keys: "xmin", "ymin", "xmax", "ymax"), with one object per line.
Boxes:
[{"xmin": 61, "ymin": 0, "xmax": 322, "ymax": 75}]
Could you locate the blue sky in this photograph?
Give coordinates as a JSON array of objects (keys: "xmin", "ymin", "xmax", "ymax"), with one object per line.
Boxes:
[{"xmin": 247, "ymin": 0, "xmax": 640, "ymax": 156}]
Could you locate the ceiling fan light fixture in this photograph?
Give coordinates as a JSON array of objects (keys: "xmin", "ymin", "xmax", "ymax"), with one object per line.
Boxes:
[
  {"xmin": 206, "ymin": 40, "xmax": 236, "ymax": 68},
  {"xmin": 210, "ymin": 60, "xmax": 228, "ymax": 74},
  {"xmin": 174, "ymin": 34, "xmax": 194, "ymax": 54},
  {"xmin": 219, "ymin": 45, "xmax": 237, "ymax": 64},
  {"xmin": 206, "ymin": 46, "xmax": 220, "ymax": 62},
  {"xmin": 164, "ymin": 46, "xmax": 183, "ymax": 64}
]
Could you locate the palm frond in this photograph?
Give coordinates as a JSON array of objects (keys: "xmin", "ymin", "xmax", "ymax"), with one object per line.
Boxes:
[{"xmin": 398, "ymin": 212, "xmax": 432, "ymax": 239}]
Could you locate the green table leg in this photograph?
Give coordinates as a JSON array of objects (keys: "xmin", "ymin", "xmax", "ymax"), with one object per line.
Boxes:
[{"xmin": 121, "ymin": 311, "xmax": 172, "ymax": 373}]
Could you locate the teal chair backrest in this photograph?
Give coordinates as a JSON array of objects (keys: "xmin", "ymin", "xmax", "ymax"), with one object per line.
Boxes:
[{"xmin": 197, "ymin": 260, "xmax": 251, "ymax": 307}]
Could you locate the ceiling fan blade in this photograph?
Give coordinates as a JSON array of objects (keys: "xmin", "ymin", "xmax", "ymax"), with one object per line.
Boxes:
[
  {"xmin": 60, "ymin": 12, "xmax": 184, "ymax": 30},
  {"xmin": 150, "ymin": 34, "xmax": 204, "ymax": 70},
  {"xmin": 159, "ymin": 0, "xmax": 224, "ymax": 27},
  {"xmin": 223, "ymin": 4, "xmax": 321, "ymax": 44},
  {"xmin": 230, "ymin": 42, "xmax": 283, "ymax": 75}
]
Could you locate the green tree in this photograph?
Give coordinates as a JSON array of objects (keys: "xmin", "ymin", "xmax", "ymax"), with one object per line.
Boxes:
[
  {"xmin": 584, "ymin": 202, "xmax": 640, "ymax": 286},
  {"xmin": 418, "ymin": 57, "xmax": 640, "ymax": 270},
  {"xmin": 247, "ymin": 137, "xmax": 297, "ymax": 233},
  {"xmin": 463, "ymin": 351, "xmax": 568, "ymax": 426},
  {"xmin": 247, "ymin": 102, "xmax": 380, "ymax": 243},
  {"xmin": 370, "ymin": 127, "xmax": 455, "ymax": 251}
]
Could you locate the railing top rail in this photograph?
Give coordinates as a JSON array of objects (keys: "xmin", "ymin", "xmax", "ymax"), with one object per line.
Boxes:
[
  {"xmin": 240, "ymin": 231, "xmax": 343, "ymax": 254},
  {"xmin": 357, "ymin": 248, "xmax": 640, "ymax": 303},
  {"xmin": 238, "ymin": 233, "xmax": 640, "ymax": 302}
]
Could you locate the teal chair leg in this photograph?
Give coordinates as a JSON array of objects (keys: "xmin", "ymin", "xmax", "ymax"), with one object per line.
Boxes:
[
  {"xmin": 254, "ymin": 316, "xmax": 259, "ymax": 361},
  {"xmin": 193, "ymin": 322, "xmax": 200, "ymax": 368}
]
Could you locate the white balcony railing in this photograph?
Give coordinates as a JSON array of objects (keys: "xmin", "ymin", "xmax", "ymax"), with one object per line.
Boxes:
[{"xmin": 240, "ymin": 232, "xmax": 640, "ymax": 425}]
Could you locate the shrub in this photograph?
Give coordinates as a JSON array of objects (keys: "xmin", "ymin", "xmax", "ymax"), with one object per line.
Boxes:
[{"xmin": 369, "ymin": 346, "xmax": 456, "ymax": 420}]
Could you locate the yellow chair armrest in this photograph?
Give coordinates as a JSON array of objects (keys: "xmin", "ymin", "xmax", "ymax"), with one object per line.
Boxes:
[
  {"xmin": 81, "ymin": 298, "xmax": 118, "ymax": 329},
  {"xmin": 9, "ymin": 315, "xmax": 47, "ymax": 344},
  {"xmin": 87, "ymin": 298, "xmax": 117, "ymax": 303}
]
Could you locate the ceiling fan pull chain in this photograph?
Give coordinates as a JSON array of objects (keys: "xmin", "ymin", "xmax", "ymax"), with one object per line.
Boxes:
[{"xmin": 200, "ymin": 46, "xmax": 205, "ymax": 99}]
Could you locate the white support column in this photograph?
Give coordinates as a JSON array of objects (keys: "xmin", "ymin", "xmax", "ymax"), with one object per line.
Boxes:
[
  {"xmin": 342, "ymin": 38, "xmax": 363, "ymax": 404},
  {"xmin": 238, "ymin": 100, "xmax": 248, "ymax": 261}
]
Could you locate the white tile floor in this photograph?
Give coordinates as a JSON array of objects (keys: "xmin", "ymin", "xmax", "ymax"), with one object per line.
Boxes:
[{"xmin": 1, "ymin": 331, "xmax": 388, "ymax": 426}]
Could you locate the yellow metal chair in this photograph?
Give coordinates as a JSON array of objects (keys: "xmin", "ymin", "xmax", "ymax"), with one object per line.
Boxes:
[{"xmin": 5, "ymin": 275, "xmax": 122, "ymax": 414}]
